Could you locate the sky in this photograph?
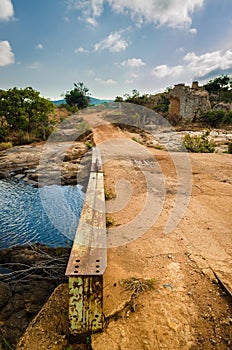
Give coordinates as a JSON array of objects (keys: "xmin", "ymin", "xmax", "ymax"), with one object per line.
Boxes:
[{"xmin": 0, "ymin": 0, "xmax": 232, "ymax": 100}]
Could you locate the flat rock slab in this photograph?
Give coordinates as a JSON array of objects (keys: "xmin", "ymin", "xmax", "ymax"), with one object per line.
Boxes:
[{"xmin": 0, "ymin": 141, "xmax": 90, "ymax": 186}]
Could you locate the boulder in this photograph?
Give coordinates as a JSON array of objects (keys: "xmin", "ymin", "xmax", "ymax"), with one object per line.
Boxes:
[{"xmin": 0, "ymin": 282, "xmax": 11, "ymax": 308}]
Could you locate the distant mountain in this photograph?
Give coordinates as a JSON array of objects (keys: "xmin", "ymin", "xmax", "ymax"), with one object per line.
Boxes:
[
  {"xmin": 52, "ymin": 97, "xmax": 112, "ymax": 106},
  {"xmin": 90, "ymin": 97, "xmax": 113, "ymax": 105}
]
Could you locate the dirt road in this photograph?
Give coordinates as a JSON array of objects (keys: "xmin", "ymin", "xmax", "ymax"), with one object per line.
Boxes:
[{"xmin": 82, "ymin": 111, "xmax": 232, "ymax": 350}]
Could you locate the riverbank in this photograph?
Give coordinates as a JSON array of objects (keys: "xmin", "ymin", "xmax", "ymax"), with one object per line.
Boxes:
[
  {"xmin": 0, "ymin": 244, "xmax": 70, "ymax": 349},
  {"xmin": 0, "ymin": 114, "xmax": 93, "ymax": 187}
]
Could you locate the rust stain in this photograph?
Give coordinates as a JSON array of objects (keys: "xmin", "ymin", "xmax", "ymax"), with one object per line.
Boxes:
[{"xmin": 66, "ymin": 147, "xmax": 106, "ymax": 335}]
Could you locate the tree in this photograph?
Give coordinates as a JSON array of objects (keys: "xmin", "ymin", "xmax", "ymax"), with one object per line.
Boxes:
[
  {"xmin": 65, "ymin": 82, "xmax": 90, "ymax": 109},
  {"xmin": 123, "ymin": 89, "xmax": 151, "ymax": 106},
  {"xmin": 204, "ymin": 75, "xmax": 232, "ymax": 93},
  {"xmin": 0, "ymin": 87, "xmax": 54, "ymax": 142},
  {"xmin": 115, "ymin": 96, "xmax": 123, "ymax": 102},
  {"xmin": 204, "ymin": 75, "xmax": 232, "ymax": 104}
]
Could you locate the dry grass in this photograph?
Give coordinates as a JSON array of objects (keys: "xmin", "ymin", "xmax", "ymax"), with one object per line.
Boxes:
[
  {"xmin": 121, "ymin": 277, "xmax": 155, "ymax": 297},
  {"xmin": 0, "ymin": 142, "xmax": 13, "ymax": 151}
]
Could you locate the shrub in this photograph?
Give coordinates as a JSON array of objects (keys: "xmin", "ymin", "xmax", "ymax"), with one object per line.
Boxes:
[
  {"xmin": 106, "ymin": 215, "xmax": 115, "ymax": 227},
  {"xmin": 0, "ymin": 141, "xmax": 13, "ymax": 151},
  {"xmin": 223, "ymin": 111, "xmax": 232, "ymax": 124},
  {"xmin": 228, "ymin": 142, "xmax": 232, "ymax": 154},
  {"xmin": 8, "ymin": 130, "xmax": 35, "ymax": 145},
  {"xmin": 85, "ymin": 142, "xmax": 94, "ymax": 149},
  {"xmin": 121, "ymin": 277, "xmax": 155, "ymax": 297},
  {"xmin": 105, "ymin": 187, "xmax": 116, "ymax": 200},
  {"xmin": 200, "ymin": 110, "xmax": 225, "ymax": 127},
  {"xmin": 200, "ymin": 110, "xmax": 232, "ymax": 127},
  {"xmin": 183, "ymin": 131, "xmax": 216, "ymax": 153}
]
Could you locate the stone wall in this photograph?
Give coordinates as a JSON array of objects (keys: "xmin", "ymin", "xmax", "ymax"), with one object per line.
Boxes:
[{"xmin": 169, "ymin": 83, "xmax": 211, "ymax": 122}]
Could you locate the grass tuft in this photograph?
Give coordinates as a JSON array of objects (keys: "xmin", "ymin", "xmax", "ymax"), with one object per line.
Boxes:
[
  {"xmin": 121, "ymin": 277, "xmax": 155, "ymax": 297},
  {"xmin": 0, "ymin": 142, "xmax": 13, "ymax": 151}
]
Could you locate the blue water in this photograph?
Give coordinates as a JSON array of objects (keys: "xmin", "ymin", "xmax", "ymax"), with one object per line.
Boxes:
[{"xmin": 0, "ymin": 178, "xmax": 85, "ymax": 249}]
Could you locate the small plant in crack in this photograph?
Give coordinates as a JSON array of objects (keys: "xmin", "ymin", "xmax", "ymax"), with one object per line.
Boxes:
[
  {"xmin": 121, "ymin": 277, "xmax": 155, "ymax": 297},
  {"xmin": 106, "ymin": 214, "xmax": 116, "ymax": 227},
  {"xmin": 105, "ymin": 187, "xmax": 116, "ymax": 200}
]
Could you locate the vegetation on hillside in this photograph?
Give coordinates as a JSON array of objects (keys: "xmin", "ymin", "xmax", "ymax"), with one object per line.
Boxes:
[
  {"xmin": 115, "ymin": 75, "xmax": 232, "ymax": 128},
  {"xmin": 0, "ymin": 87, "xmax": 55, "ymax": 145},
  {"xmin": 115, "ymin": 89, "xmax": 170, "ymax": 113},
  {"xmin": 203, "ymin": 75, "xmax": 232, "ymax": 103},
  {"xmin": 183, "ymin": 131, "xmax": 216, "ymax": 153},
  {"xmin": 228, "ymin": 142, "xmax": 232, "ymax": 154},
  {"xmin": 200, "ymin": 110, "xmax": 232, "ymax": 127},
  {"xmin": 64, "ymin": 82, "xmax": 90, "ymax": 111},
  {"xmin": 183, "ymin": 130, "xmax": 216, "ymax": 153},
  {"xmin": 0, "ymin": 76, "xmax": 231, "ymax": 149},
  {"xmin": 0, "ymin": 82, "xmax": 92, "ymax": 147}
]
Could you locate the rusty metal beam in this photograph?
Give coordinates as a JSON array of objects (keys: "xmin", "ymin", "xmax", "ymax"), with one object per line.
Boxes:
[
  {"xmin": 69, "ymin": 276, "xmax": 104, "ymax": 335},
  {"xmin": 65, "ymin": 147, "xmax": 107, "ymax": 335}
]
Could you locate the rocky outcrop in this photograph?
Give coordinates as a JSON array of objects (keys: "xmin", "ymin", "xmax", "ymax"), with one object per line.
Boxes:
[
  {"xmin": 212, "ymin": 102, "xmax": 232, "ymax": 111},
  {"xmin": 16, "ymin": 284, "xmax": 69, "ymax": 350},
  {"xmin": 0, "ymin": 113, "xmax": 93, "ymax": 187},
  {"xmin": 0, "ymin": 245, "xmax": 69, "ymax": 349},
  {"xmin": 169, "ymin": 82, "xmax": 211, "ymax": 122},
  {"xmin": 0, "ymin": 138, "xmax": 92, "ymax": 188}
]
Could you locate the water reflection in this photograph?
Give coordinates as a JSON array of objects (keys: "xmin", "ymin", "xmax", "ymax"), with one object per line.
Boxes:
[{"xmin": 0, "ymin": 179, "xmax": 84, "ymax": 249}]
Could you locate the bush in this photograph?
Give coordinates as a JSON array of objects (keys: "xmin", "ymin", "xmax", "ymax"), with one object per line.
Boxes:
[
  {"xmin": 228, "ymin": 142, "xmax": 232, "ymax": 154},
  {"xmin": 200, "ymin": 110, "xmax": 225, "ymax": 127},
  {"xmin": 200, "ymin": 110, "xmax": 232, "ymax": 127},
  {"xmin": 183, "ymin": 131, "xmax": 216, "ymax": 153},
  {"xmin": 0, "ymin": 141, "xmax": 13, "ymax": 151},
  {"xmin": 223, "ymin": 111, "xmax": 232, "ymax": 124}
]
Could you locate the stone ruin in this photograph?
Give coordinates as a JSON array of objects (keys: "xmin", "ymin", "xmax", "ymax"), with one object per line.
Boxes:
[{"xmin": 168, "ymin": 82, "xmax": 211, "ymax": 122}]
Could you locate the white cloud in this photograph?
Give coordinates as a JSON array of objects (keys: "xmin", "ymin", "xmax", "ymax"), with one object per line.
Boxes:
[
  {"xmin": 74, "ymin": 47, "xmax": 89, "ymax": 53},
  {"xmin": 176, "ymin": 47, "xmax": 185, "ymax": 53},
  {"xmin": 67, "ymin": 0, "xmax": 103, "ymax": 25},
  {"xmin": 184, "ymin": 49, "xmax": 232, "ymax": 77},
  {"xmin": 94, "ymin": 31, "xmax": 128, "ymax": 52},
  {"xmin": 189, "ymin": 28, "xmax": 197, "ymax": 34},
  {"xmin": 109, "ymin": 0, "xmax": 204, "ymax": 28},
  {"xmin": 91, "ymin": 0, "xmax": 104, "ymax": 16},
  {"xmin": 152, "ymin": 48, "xmax": 232, "ymax": 80},
  {"xmin": 124, "ymin": 71, "xmax": 139, "ymax": 84},
  {"xmin": 95, "ymin": 77, "xmax": 117, "ymax": 85},
  {"xmin": 69, "ymin": 0, "xmax": 204, "ymax": 29},
  {"xmin": 152, "ymin": 64, "xmax": 184, "ymax": 78},
  {"xmin": 0, "ymin": 40, "xmax": 14, "ymax": 66},
  {"xmin": 28, "ymin": 61, "xmax": 41, "ymax": 69},
  {"xmin": 36, "ymin": 43, "xmax": 43, "ymax": 50},
  {"xmin": 121, "ymin": 58, "xmax": 145, "ymax": 68},
  {"xmin": 0, "ymin": 0, "xmax": 14, "ymax": 21},
  {"xmin": 86, "ymin": 17, "xmax": 98, "ymax": 26}
]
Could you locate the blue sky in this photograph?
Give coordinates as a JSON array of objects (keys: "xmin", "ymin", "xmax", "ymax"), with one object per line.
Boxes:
[{"xmin": 0, "ymin": 0, "xmax": 232, "ymax": 100}]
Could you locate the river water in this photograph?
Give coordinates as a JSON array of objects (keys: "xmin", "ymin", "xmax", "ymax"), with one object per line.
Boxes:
[{"xmin": 0, "ymin": 178, "xmax": 85, "ymax": 249}]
